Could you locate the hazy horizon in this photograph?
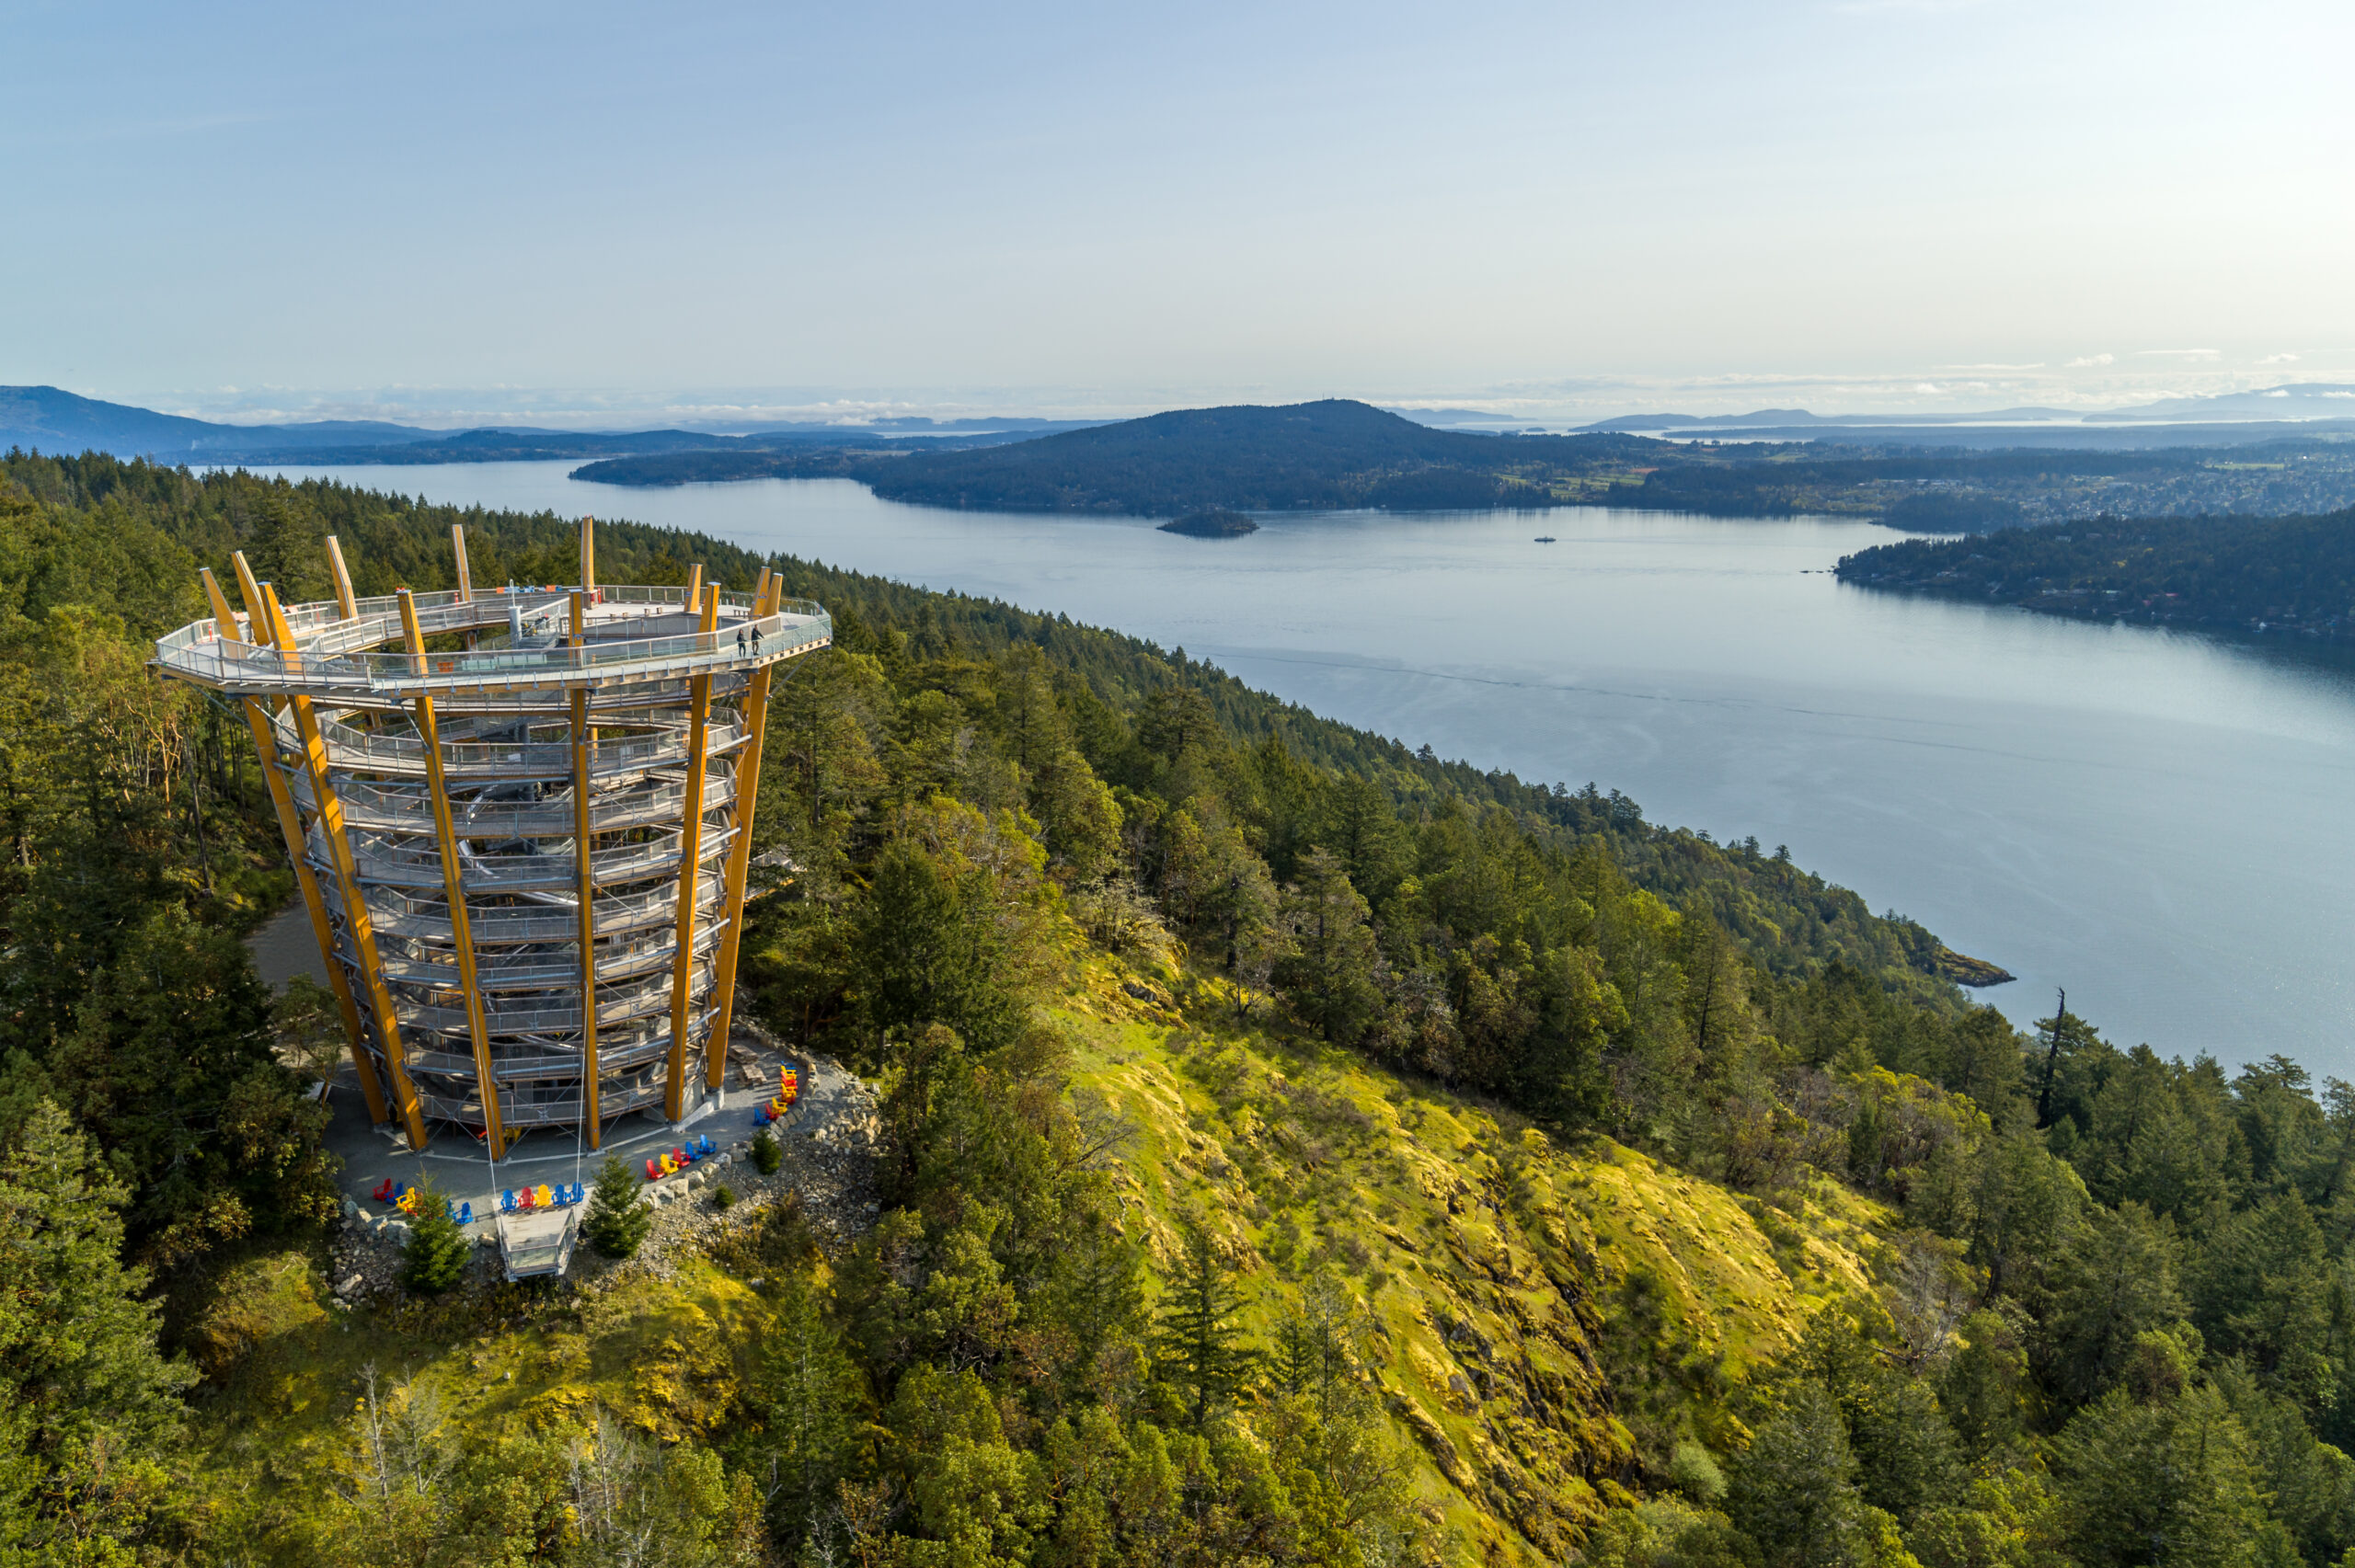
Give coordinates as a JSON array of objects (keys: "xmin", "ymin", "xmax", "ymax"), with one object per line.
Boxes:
[
  {"xmin": 27, "ymin": 367, "xmax": 2355, "ymax": 434},
  {"xmin": 8, "ymin": 2, "xmax": 2351, "ymax": 422}
]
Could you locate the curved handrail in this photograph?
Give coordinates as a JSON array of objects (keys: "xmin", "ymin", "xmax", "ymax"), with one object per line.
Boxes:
[
  {"xmin": 292, "ymin": 709, "xmax": 743, "ymax": 777},
  {"xmin": 392, "ymin": 961, "xmax": 715, "ymax": 1036},
  {"xmin": 416, "ymin": 1076, "xmax": 675, "ymax": 1124},
  {"xmin": 294, "ymin": 772, "xmax": 735, "ymax": 837},
  {"xmin": 153, "ymin": 586, "xmax": 830, "ymax": 697},
  {"xmin": 327, "ymin": 874, "xmax": 726, "ymax": 944},
  {"xmin": 378, "ymin": 921, "xmax": 724, "ymax": 993},
  {"xmin": 316, "ymin": 823, "xmax": 736, "ymax": 892}
]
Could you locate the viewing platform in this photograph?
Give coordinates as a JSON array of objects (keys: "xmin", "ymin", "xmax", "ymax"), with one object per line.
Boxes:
[{"xmin": 155, "ymin": 581, "xmax": 829, "ymax": 706}]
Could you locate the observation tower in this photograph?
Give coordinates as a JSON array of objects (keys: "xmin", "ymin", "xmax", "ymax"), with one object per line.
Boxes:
[{"xmin": 154, "ymin": 518, "xmax": 829, "ymax": 1155}]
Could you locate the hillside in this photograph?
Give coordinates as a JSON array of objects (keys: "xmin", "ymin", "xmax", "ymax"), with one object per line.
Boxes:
[
  {"xmin": 11, "ymin": 451, "xmax": 2355, "ymax": 1568},
  {"xmin": 1052, "ymin": 990, "xmax": 1890, "ymax": 1559},
  {"xmin": 1836, "ymin": 506, "xmax": 2355, "ymax": 641},
  {"xmin": 0, "ymin": 385, "xmax": 1099, "ymax": 465},
  {"xmin": 574, "ymin": 399, "xmax": 1665, "ymax": 510},
  {"xmin": 179, "ymin": 980, "xmax": 1889, "ymax": 1564},
  {"xmin": 0, "ymin": 384, "xmax": 429, "ymax": 458},
  {"xmin": 573, "ymin": 398, "xmax": 2355, "ymax": 529}
]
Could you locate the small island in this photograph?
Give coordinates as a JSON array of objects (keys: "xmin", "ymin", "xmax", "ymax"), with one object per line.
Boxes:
[{"xmin": 1159, "ymin": 508, "xmax": 1259, "ymax": 537}]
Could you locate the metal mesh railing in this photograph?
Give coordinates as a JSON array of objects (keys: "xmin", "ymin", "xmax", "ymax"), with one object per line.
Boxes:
[
  {"xmin": 295, "ymin": 710, "xmax": 743, "ymax": 778},
  {"xmin": 334, "ymin": 874, "xmax": 726, "ymax": 944},
  {"xmin": 376, "ymin": 919, "xmax": 724, "ymax": 993},
  {"xmin": 153, "ymin": 589, "xmax": 829, "ymax": 697},
  {"xmin": 391, "ymin": 961, "xmax": 714, "ymax": 1035},
  {"xmin": 297, "ymin": 772, "xmax": 734, "ymax": 837},
  {"xmin": 319, "ymin": 822, "xmax": 737, "ymax": 892}
]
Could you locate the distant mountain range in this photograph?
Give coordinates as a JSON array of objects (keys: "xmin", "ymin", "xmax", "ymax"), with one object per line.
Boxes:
[
  {"xmin": 0, "ymin": 386, "xmax": 1103, "ymax": 464},
  {"xmin": 573, "ymin": 396, "xmax": 2355, "ymax": 531},
  {"xmin": 13, "ymin": 382, "xmax": 2355, "ymax": 474},
  {"xmin": 573, "ymin": 399, "xmax": 1665, "ymax": 511},
  {"xmin": 1573, "ymin": 385, "xmax": 2355, "ymax": 449}
]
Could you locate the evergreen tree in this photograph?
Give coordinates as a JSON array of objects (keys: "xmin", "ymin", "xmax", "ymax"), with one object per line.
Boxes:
[
  {"xmin": 50, "ymin": 908, "xmax": 337, "ymax": 1266},
  {"xmin": 1133, "ymin": 684, "xmax": 1218, "ymax": 761},
  {"xmin": 1274, "ymin": 1268, "xmax": 1359, "ymax": 1421},
  {"xmin": 399, "ymin": 1174, "xmax": 472, "ymax": 1294},
  {"xmin": 2049, "ymin": 1363, "xmax": 2267, "ymax": 1568},
  {"xmin": 1324, "ymin": 772, "xmax": 1410, "ymax": 906},
  {"xmin": 738, "ymin": 1271, "xmax": 865, "ymax": 1556},
  {"xmin": 1937, "ymin": 1310, "xmax": 2029, "ymax": 1463},
  {"xmin": 0, "ymin": 1100, "xmax": 194, "ymax": 1558},
  {"xmin": 1154, "ymin": 1227, "xmax": 1258, "ymax": 1430},
  {"xmin": 582, "ymin": 1155, "xmax": 652, "ymax": 1260},
  {"xmin": 856, "ymin": 837, "xmax": 1025, "ymax": 1055},
  {"xmin": 240, "ymin": 488, "xmax": 327, "ymax": 605},
  {"xmin": 1274, "ymin": 847, "xmax": 1381, "ymax": 1047},
  {"xmin": 2040, "ymin": 1200, "xmax": 2186, "ymax": 1405},
  {"xmin": 1725, "ymin": 1380, "xmax": 1868, "ymax": 1568}
]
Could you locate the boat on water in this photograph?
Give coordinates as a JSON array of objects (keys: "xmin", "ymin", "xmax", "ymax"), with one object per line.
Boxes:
[{"xmin": 1534, "ymin": 535, "xmax": 1557, "ymax": 543}]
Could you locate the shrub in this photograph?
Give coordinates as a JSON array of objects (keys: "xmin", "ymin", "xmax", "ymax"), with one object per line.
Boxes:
[
  {"xmin": 583, "ymin": 1155, "xmax": 653, "ymax": 1259},
  {"xmin": 1670, "ymin": 1439, "xmax": 1727, "ymax": 1504},
  {"xmin": 712, "ymin": 1185, "xmax": 736, "ymax": 1210},
  {"xmin": 750, "ymin": 1128, "xmax": 781, "ymax": 1175},
  {"xmin": 191, "ymin": 1253, "xmax": 328, "ymax": 1380}
]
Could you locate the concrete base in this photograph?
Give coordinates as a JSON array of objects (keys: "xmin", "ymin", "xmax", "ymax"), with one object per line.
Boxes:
[{"xmin": 329, "ymin": 1034, "xmax": 807, "ymax": 1232}]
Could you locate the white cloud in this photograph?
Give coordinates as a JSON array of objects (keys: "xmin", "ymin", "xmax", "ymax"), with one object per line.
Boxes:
[
  {"xmin": 2136, "ymin": 348, "xmax": 2221, "ymax": 359},
  {"xmin": 2066, "ymin": 354, "xmax": 2115, "ymax": 367},
  {"xmin": 2259, "ymin": 352, "xmax": 2301, "ymax": 364},
  {"xmin": 1913, "ymin": 383, "xmax": 1941, "ymax": 394},
  {"xmin": 1937, "ymin": 362, "xmax": 2044, "ymax": 372}
]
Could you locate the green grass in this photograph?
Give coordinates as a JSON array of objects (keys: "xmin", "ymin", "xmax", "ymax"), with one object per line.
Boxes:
[
  {"xmin": 1054, "ymin": 975, "xmax": 1896, "ymax": 1562},
  {"xmin": 187, "ymin": 955, "xmax": 1896, "ymax": 1565}
]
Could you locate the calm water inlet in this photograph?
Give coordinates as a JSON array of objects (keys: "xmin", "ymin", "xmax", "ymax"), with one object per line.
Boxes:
[{"xmin": 254, "ymin": 461, "xmax": 2355, "ymax": 1071}]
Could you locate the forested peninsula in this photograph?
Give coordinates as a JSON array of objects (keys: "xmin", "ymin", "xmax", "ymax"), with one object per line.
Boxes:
[
  {"xmin": 7, "ymin": 449, "xmax": 2355, "ymax": 1567},
  {"xmin": 570, "ymin": 397, "xmax": 2355, "ymax": 530},
  {"xmin": 1837, "ymin": 506, "xmax": 2355, "ymax": 640}
]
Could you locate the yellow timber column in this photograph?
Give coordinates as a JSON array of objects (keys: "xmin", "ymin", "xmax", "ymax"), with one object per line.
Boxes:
[
  {"xmin": 664, "ymin": 580, "xmax": 721, "ymax": 1119},
  {"xmin": 325, "ymin": 536, "xmax": 360, "ymax": 620},
  {"xmin": 247, "ymin": 571, "xmax": 429, "ymax": 1149},
  {"xmin": 579, "ymin": 515, "xmax": 596, "ymax": 599},
  {"xmin": 569, "ymin": 589, "xmax": 602, "ymax": 1145},
  {"xmin": 451, "ymin": 525, "xmax": 475, "ymax": 601},
  {"xmin": 202, "ymin": 567, "xmax": 391, "ymax": 1127},
  {"xmin": 704, "ymin": 569, "xmax": 779, "ymax": 1092},
  {"xmin": 397, "ymin": 590, "xmax": 508, "ymax": 1158}
]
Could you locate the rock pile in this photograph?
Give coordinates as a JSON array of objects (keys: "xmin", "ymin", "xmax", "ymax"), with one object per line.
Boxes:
[{"xmin": 327, "ymin": 1052, "xmax": 885, "ymax": 1302}]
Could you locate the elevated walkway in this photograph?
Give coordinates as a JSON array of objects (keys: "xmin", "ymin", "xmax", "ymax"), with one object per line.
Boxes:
[
  {"xmin": 155, "ymin": 584, "xmax": 829, "ymax": 708},
  {"xmin": 154, "ymin": 526, "xmax": 828, "ymax": 1152}
]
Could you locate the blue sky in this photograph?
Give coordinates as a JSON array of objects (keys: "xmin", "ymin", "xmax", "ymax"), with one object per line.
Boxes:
[{"xmin": 6, "ymin": 1, "xmax": 2350, "ymax": 424}]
